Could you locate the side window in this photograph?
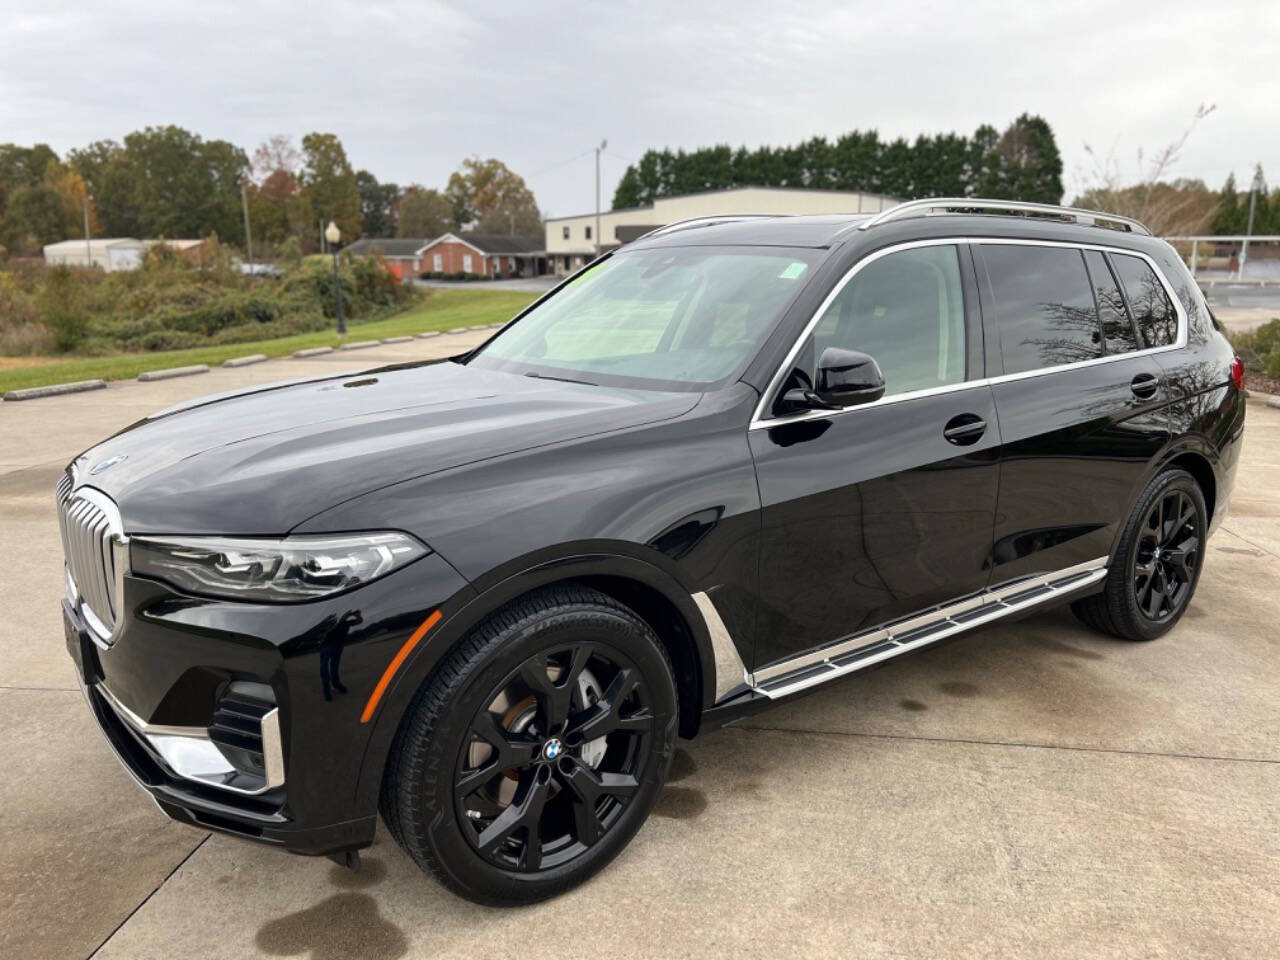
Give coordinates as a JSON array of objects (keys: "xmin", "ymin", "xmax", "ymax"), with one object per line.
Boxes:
[
  {"xmin": 1083, "ymin": 250, "xmax": 1139, "ymax": 354},
  {"xmin": 1111, "ymin": 253, "xmax": 1177, "ymax": 348},
  {"xmin": 808, "ymin": 244, "xmax": 966, "ymax": 397},
  {"xmin": 981, "ymin": 245, "xmax": 1101, "ymax": 374}
]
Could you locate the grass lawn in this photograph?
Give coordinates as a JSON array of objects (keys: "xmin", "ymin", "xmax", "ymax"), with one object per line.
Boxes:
[{"xmin": 0, "ymin": 289, "xmax": 536, "ymax": 394}]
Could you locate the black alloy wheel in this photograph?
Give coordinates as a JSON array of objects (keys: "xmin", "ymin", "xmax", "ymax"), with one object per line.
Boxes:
[
  {"xmin": 1131, "ymin": 487, "xmax": 1200, "ymax": 623},
  {"xmin": 1072, "ymin": 467, "xmax": 1206, "ymax": 641},
  {"xmin": 380, "ymin": 585, "xmax": 678, "ymax": 905},
  {"xmin": 456, "ymin": 643, "xmax": 654, "ymax": 872}
]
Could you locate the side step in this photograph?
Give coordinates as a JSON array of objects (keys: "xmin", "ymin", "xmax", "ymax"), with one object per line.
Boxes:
[{"xmin": 751, "ymin": 557, "xmax": 1108, "ymax": 700}]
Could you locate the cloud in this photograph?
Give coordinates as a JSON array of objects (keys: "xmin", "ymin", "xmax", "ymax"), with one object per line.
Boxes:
[{"xmin": 1, "ymin": 0, "xmax": 1275, "ymax": 217}]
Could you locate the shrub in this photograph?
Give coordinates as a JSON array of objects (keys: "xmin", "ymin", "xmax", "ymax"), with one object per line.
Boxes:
[
  {"xmin": 2, "ymin": 252, "xmax": 419, "ymax": 358},
  {"xmin": 1229, "ymin": 318, "xmax": 1280, "ymax": 380},
  {"xmin": 279, "ymin": 236, "xmax": 303, "ymax": 269},
  {"xmin": 37, "ymin": 266, "xmax": 91, "ymax": 351},
  {"xmin": 139, "ymin": 329, "xmax": 201, "ymax": 351},
  {"xmin": 0, "ymin": 272, "xmax": 48, "ymax": 352}
]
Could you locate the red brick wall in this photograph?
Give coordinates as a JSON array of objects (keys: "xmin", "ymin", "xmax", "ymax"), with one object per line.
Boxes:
[{"xmin": 419, "ymin": 240, "xmax": 514, "ymax": 276}]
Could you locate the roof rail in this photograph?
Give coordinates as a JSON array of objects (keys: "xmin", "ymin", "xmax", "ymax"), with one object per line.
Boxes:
[
  {"xmin": 637, "ymin": 213, "xmax": 790, "ymax": 242},
  {"xmin": 858, "ymin": 197, "xmax": 1151, "ymax": 236}
]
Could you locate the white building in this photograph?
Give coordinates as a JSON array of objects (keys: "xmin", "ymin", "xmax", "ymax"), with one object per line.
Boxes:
[
  {"xmin": 43, "ymin": 238, "xmax": 146, "ymax": 272},
  {"xmin": 544, "ymin": 186, "xmax": 899, "ymax": 274}
]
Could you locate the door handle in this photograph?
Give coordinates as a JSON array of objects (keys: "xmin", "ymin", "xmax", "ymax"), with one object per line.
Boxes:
[
  {"xmin": 943, "ymin": 413, "xmax": 987, "ymax": 445},
  {"xmin": 1130, "ymin": 373, "xmax": 1160, "ymax": 400}
]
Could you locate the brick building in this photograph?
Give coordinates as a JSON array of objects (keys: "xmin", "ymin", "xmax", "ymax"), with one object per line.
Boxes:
[
  {"xmin": 342, "ymin": 237, "xmax": 431, "ymax": 281},
  {"xmin": 418, "ymin": 233, "xmax": 545, "ymax": 278}
]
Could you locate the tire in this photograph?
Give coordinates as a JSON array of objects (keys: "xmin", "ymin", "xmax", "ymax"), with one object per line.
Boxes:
[
  {"xmin": 1072, "ymin": 468, "xmax": 1206, "ymax": 641},
  {"xmin": 379, "ymin": 584, "xmax": 678, "ymax": 905}
]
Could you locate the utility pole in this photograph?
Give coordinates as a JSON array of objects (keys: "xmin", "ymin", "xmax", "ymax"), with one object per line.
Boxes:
[
  {"xmin": 595, "ymin": 138, "xmax": 607, "ymax": 256},
  {"xmin": 83, "ymin": 193, "xmax": 92, "ymax": 266},
  {"xmin": 1240, "ymin": 166, "xmax": 1262, "ymax": 279},
  {"xmin": 241, "ymin": 179, "xmax": 254, "ymax": 266}
]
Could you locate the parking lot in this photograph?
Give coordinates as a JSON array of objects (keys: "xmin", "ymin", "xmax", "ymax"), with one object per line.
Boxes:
[{"xmin": 2, "ymin": 330, "xmax": 1278, "ymax": 960}]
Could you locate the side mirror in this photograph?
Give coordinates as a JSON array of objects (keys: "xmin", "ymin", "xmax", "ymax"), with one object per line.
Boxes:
[
  {"xmin": 814, "ymin": 347, "xmax": 885, "ymax": 407},
  {"xmin": 776, "ymin": 347, "xmax": 885, "ymax": 415}
]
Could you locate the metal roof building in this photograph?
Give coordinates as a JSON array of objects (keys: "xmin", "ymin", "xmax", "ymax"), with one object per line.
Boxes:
[{"xmin": 43, "ymin": 238, "xmax": 146, "ymax": 272}]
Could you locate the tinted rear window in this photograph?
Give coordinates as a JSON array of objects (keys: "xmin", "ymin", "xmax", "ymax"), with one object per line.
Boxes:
[
  {"xmin": 981, "ymin": 245, "xmax": 1101, "ymax": 375},
  {"xmin": 1110, "ymin": 253, "xmax": 1177, "ymax": 348},
  {"xmin": 1083, "ymin": 250, "xmax": 1140, "ymax": 355}
]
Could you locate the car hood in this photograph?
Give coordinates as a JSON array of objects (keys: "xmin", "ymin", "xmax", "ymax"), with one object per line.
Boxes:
[{"xmin": 72, "ymin": 360, "xmax": 700, "ymax": 534}]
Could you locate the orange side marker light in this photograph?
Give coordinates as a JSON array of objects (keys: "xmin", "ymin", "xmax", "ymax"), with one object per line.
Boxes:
[{"xmin": 359, "ymin": 609, "xmax": 443, "ymax": 723}]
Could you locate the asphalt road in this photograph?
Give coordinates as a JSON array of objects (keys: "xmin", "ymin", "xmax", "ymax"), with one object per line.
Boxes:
[
  {"xmin": 2, "ymin": 333, "xmax": 1278, "ymax": 959},
  {"xmin": 1204, "ymin": 283, "xmax": 1280, "ymax": 310}
]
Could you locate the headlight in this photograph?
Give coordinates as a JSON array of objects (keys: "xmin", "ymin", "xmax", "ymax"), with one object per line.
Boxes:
[{"xmin": 130, "ymin": 532, "xmax": 429, "ymax": 602}]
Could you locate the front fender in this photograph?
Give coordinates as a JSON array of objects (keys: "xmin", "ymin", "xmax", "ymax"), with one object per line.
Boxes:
[{"xmin": 349, "ymin": 543, "xmax": 719, "ymax": 821}]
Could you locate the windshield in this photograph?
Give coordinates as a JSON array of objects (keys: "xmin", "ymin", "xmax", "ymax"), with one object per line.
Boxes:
[{"xmin": 468, "ymin": 246, "xmax": 820, "ymax": 391}]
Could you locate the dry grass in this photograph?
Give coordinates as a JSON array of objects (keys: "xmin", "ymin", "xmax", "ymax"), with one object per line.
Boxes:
[{"xmin": 0, "ymin": 322, "xmax": 54, "ymax": 356}]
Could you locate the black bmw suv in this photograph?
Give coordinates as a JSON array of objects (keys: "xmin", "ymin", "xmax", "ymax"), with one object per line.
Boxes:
[{"xmin": 59, "ymin": 199, "xmax": 1244, "ymax": 904}]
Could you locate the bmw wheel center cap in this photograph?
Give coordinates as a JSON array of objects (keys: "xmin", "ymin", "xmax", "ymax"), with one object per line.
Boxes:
[{"xmin": 542, "ymin": 738, "xmax": 563, "ymax": 761}]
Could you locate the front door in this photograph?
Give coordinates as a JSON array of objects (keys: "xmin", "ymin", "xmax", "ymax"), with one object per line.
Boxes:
[{"xmin": 749, "ymin": 242, "xmax": 1001, "ymax": 672}]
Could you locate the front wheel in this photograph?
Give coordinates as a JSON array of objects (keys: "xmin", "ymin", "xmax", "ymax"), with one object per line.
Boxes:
[
  {"xmin": 1072, "ymin": 468, "xmax": 1206, "ymax": 641},
  {"xmin": 380, "ymin": 585, "xmax": 678, "ymax": 905}
]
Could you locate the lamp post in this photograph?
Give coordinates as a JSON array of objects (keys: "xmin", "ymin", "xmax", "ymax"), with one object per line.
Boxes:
[
  {"xmin": 83, "ymin": 192, "xmax": 92, "ymax": 266},
  {"xmin": 325, "ymin": 221, "xmax": 346, "ymax": 335},
  {"xmin": 594, "ymin": 138, "xmax": 607, "ymax": 256}
]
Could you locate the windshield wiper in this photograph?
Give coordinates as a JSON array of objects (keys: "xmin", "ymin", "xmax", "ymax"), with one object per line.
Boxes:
[{"xmin": 524, "ymin": 371, "xmax": 598, "ymax": 386}]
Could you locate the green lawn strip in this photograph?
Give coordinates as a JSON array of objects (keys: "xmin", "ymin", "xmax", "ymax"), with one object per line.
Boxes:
[{"xmin": 0, "ymin": 289, "xmax": 536, "ymax": 394}]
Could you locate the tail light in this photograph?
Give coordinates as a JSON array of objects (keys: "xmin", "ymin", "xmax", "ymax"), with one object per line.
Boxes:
[{"xmin": 1230, "ymin": 356, "xmax": 1244, "ymax": 391}]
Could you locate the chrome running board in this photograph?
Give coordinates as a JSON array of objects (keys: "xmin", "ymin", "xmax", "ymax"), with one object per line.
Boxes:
[{"xmin": 749, "ymin": 557, "xmax": 1108, "ymax": 700}]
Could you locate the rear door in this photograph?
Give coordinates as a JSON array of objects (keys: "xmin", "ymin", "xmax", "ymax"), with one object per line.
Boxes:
[
  {"xmin": 975, "ymin": 241, "xmax": 1171, "ymax": 585},
  {"xmin": 749, "ymin": 241, "xmax": 1001, "ymax": 672}
]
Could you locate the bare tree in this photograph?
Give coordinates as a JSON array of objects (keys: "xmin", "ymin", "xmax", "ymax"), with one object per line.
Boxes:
[
  {"xmin": 1073, "ymin": 104, "xmax": 1219, "ymax": 235},
  {"xmin": 251, "ymin": 135, "xmax": 302, "ymax": 184}
]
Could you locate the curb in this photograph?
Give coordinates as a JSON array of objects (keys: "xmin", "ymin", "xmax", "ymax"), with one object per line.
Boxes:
[
  {"xmin": 3, "ymin": 379, "xmax": 107, "ymax": 402},
  {"xmin": 446, "ymin": 327, "xmax": 468, "ymax": 334},
  {"xmin": 223, "ymin": 354, "xmax": 268, "ymax": 368},
  {"xmin": 137, "ymin": 364, "xmax": 209, "ymax": 383},
  {"xmin": 293, "ymin": 346, "xmax": 334, "ymax": 358},
  {"xmin": 381, "ymin": 335, "xmax": 414, "ymax": 344},
  {"xmin": 418, "ymin": 331, "xmax": 441, "ymax": 339},
  {"xmin": 338, "ymin": 340, "xmax": 379, "ymax": 351}
]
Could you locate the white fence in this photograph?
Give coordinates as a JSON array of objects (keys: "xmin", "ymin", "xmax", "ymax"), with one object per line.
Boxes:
[{"xmin": 1163, "ymin": 235, "xmax": 1280, "ymax": 283}]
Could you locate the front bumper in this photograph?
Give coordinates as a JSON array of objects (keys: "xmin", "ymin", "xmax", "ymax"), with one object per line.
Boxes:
[{"xmin": 65, "ymin": 550, "xmax": 472, "ymax": 857}]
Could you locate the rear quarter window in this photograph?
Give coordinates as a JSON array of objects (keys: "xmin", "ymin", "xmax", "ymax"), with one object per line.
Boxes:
[{"xmin": 1110, "ymin": 253, "xmax": 1178, "ymax": 348}]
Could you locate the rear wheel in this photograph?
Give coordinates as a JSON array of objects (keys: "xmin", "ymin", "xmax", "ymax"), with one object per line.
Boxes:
[
  {"xmin": 1072, "ymin": 468, "xmax": 1206, "ymax": 641},
  {"xmin": 380, "ymin": 585, "xmax": 677, "ymax": 905}
]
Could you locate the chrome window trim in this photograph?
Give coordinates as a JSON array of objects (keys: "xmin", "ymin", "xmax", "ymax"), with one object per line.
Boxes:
[{"xmin": 749, "ymin": 237, "xmax": 1188, "ymax": 431}]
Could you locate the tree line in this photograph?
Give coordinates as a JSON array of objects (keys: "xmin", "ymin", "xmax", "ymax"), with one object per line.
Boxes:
[
  {"xmin": 612, "ymin": 114, "xmax": 1065, "ymax": 209},
  {"xmin": 0, "ymin": 129, "xmax": 543, "ymax": 258},
  {"xmin": 1214, "ymin": 166, "xmax": 1280, "ymax": 235}
]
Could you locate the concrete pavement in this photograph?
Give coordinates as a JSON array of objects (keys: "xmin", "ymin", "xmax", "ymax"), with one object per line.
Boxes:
[{"xmin": 1, "ymin": 333, "xmax": 1277, "ymax": 959}]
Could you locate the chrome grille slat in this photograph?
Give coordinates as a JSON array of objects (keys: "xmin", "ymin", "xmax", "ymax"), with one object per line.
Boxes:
[{"xmin": 55, "ymin": 475, "xmax": 127, "ymax": 645}]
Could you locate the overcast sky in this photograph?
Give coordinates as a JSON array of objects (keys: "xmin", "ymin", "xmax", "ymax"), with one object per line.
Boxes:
[{"xmin": 3, "ymin": 0, "xmax": 1277, "ymax": 218}]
